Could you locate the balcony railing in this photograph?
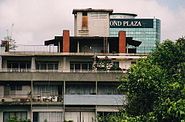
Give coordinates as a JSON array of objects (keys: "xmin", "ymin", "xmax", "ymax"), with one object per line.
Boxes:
[
  {"xmin": 0, "ymin": 94, "xmax": 63, "ymax": 104},
  {"xmin": 0, "ymin": 94, "xmax": 31, "ymax": 104},
  {"xmin": 0, "ymin": 44, "xmax": 155, "ymax": 54},
  {"xmin": 32, "ymin": 95, "xmax": 63, "ymax": 104},
  {"xmin": 0, "ymin": 68, "xmax": 127, "ymax": 73},
  {"xmin": 64, "ymin": 95, "xmax": 126, "ymax": 105}
]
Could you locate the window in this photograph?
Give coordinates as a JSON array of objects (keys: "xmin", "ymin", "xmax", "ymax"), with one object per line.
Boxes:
[
  {"xmin": 33, "ymin": 112, "xmax": 63, "ymax": 122},
  {"xmin": 10, "ymin": 85, "xmax": 22, "ymax": 91},
  {"xmin": 66, "ymin": 82, "xmax": 95, "ymax": 95},
  {"xmin": 3, "ymin": 111, "xmax": 27, "ymax": 122},
  {"xmin": 97, "ymin": 82, "xmax": 120, "ymax": 95},
  {"xmin": 82, "ymin": 12, "xmax": 88, "ymax": 29},
  {"xmin": 70, "ymin": 62, "xmax": 93, "ymax": 72},
  {"xmin": 7, "ymin": 61, "xmax": 31, "ymax": 72},
  {"xmin": 36, "ymin": 61, "xmax": 58, "ymax": 70}
]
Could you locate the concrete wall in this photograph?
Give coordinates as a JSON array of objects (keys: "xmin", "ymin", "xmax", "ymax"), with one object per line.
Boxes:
[
  {"xmin": 75, "ymin": 12, "xmax": 109, "ymax": 37},
  {"xmin": 88, "ymin": 12, "xmax": 109, "ymax": 37},
  {"xmin": 0, "ymin": 72, "xmax": 124, "ymax": 81}
]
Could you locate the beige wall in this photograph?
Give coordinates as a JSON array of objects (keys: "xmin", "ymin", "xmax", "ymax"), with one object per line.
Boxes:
[{"xmin": 74, "ymin": 12, "xmax": 110, "ymax": 37}]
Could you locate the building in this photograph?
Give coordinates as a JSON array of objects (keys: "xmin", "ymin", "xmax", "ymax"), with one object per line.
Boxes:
[
  {"xmin": 110, "ymin": 13, "xmax": 161, "ymax": 53},
  {"xmin": 73, "ymin": 8, "xmax": 161, "ymax": 53},
  {"xmin": 0, "ymin": 29, "xmax": 146, "ymax": 122},
  {"xmin": 73, "ymin": 8, "xmax": 113, "ymax": 37}
]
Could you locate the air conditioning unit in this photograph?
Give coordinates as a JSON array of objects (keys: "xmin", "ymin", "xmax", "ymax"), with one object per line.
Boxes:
[{"xmin": 51, "ymin": 96, "xmax": 58, "ymax": 102}]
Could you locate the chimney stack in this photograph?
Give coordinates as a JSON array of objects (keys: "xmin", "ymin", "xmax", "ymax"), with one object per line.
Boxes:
[
  {"xmin": 62, "ymin": 30, "xmax": 70, "ymax": 53},
  {"xmin": 119, "ymin": 31, "xmax": 126, "ymax": 53}
]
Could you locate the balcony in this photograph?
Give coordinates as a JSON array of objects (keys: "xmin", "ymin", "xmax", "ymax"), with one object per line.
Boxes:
[
  {"xmin": 32, "ymin": 95, "xmax": 63, "ymax": 105},
  {"xmin": 64, "ymin": 95, "xmax": 126, "ymax": 105},
  {"xmin": 0, "ymin": 69, "xmax": 125, "ymax": 81},
  {"xmin": 0, "ymin": 94, "xmax": 31, "ymax": 105}
]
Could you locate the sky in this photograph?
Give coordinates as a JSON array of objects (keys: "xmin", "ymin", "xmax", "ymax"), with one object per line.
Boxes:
[{"xmin": 0, "ymin": 0, "xmax": 185, "ymax": 45}]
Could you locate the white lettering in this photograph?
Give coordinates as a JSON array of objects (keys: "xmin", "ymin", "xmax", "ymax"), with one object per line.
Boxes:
[
  {"xmin": 110, "ymin": 20, "xmax": 122, "ymax": 27},
  {"xmin": 110, "ymin": 20, "xmax": 143, "ymax": 27}
]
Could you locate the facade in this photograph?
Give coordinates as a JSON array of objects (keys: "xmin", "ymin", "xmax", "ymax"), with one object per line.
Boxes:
[
  {"xmin": 0, "ymin": 30, "xmax": 146, "ymax": 122},
  {"xmin": 110, "ymin": 13, "xmax": 161, "ymax": 53}
]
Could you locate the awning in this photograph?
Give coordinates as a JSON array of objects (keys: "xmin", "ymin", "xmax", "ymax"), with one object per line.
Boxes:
[{"xmin": 97, "ymin": 55, "xmax": 146, "ymax": 60}]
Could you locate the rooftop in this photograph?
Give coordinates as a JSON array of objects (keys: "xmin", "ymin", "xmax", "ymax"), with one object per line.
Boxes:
[
  {"xmin": 111, "ymin": 13, "xmax": 137, "ymax": 17},
  {"xmin": 72, "ymin": 8, "xmax": 113, "ymax": 14}
]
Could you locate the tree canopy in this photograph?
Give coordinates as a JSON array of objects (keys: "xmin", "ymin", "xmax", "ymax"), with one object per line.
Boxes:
[{"xmin": 100, "ymin": 37, "xmax": 185, "ymax": 122}]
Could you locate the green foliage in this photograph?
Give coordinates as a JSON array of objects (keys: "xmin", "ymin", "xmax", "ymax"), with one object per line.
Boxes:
[{"xmin": 103, "ymin": 37, "xmax": 185, "ymax": 122}]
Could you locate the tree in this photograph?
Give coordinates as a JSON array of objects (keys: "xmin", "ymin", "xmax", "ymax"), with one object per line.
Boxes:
[{"xmin": 102, "ymin": 37, "xmax": 185, "ymax": 121}]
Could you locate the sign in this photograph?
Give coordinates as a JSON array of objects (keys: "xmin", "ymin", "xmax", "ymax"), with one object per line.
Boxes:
[{"xmin": 110, "ymin": 19, "xmax": 153, "ymax": 28}]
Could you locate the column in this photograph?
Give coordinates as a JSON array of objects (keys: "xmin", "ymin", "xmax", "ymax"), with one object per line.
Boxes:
[
  {"xmin": 63, "ymin": 57, "xmax": 66, "ymax": 72},
  {"xmin": 77, "ymin": 41, "xmax": 80, "ymax": 53},
  {"xmin": 58, "ymin": 59, "xmax": 63, "ymax": 72},
  {"xmin": 119, "ymin": 31, "xmax": 126, "ymax": 53},
  {"xmin": 31, "ymin": 57, "xmax": 36, "ymax": 72},
  {"xmin": 0, "ymin": 56, "xmax": 2, "ymax": 70},
  {"xmin": 63, "ymin": 30, "xmax": 70, "ymax": 53}
]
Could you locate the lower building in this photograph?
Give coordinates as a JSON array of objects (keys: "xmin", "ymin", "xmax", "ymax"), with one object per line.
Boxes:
[{"xmin": 0, "ymin": 30, "xmax": 146, "ymax": 122}]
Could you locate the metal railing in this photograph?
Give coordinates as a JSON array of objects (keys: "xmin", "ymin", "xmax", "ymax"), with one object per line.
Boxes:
[
  {"xmin": 10, "ymin": 44, "xmax": 58, "ymax": 53},
  {"xmin": 0, "ymin": 68, "xmax": 127, "ymax": 73},
  {"xmin": 0, "ymin": 44, "xmax": 155, "ymax": 54},
  {"xmin": 0, "ymin": 94, "xmax": 63, "ymax": 104}
]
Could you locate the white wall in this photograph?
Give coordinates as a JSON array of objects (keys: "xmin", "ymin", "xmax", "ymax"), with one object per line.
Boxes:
[
  {"xmin": 119, "ymin": 60, "xmax": 131, "ymax": 70},
  {"xmin": 88, "ymin": 12, "xmax": 109, "ymax": 37},
  {"xmin": 75, "ymin": 12, "xmax": 110, "ymax": 37}
]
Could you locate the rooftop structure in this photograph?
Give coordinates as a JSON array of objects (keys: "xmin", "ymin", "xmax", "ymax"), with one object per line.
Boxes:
[
  {"xmin": 72, "ymin": 8, "xmax": 161, "ymax": 53},
  {"xmin": 72, "ymin": 8, "xmax": 113, "ymax": 14},
  {"xmin": 73, "ymin": 8, "xmax": 112, "ymax": 37}
]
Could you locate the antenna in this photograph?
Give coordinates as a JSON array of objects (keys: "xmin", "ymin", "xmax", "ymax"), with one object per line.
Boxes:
[
  {"xmin": 10, "ymin": 24, "xmax": 14, "ymax": 39},
  {"xmin": 2, "ymin": 24, "xmax": 17, "ymax": 50}
]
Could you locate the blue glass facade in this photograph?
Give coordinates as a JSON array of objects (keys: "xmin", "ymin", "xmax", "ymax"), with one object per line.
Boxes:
[{"xmin": 110, "ymin": 17, "xmax": 161, "ymax": 53}]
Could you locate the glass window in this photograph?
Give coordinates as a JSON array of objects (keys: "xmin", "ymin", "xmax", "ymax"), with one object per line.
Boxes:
[
  {"xmin": 3, "ymin": 111, "xmax": 27, "ymax": 122},
  {"xmin": 10, "ymin": 85, "xmax": 22, "ymax": 91}
]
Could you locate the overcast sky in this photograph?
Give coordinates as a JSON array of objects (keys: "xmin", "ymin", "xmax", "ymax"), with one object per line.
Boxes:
[{"xmin": 0, "ymin": 0, "xmax": 185, "ymax": 45}]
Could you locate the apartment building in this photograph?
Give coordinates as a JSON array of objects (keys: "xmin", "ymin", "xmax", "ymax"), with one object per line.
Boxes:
[{"xmin": 0, "ymin": 30, "xmax": 146, "ymax": 122}]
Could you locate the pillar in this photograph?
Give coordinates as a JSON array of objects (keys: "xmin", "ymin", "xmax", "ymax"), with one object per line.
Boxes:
[
  {"xmin": 31, "ymin": 57, "xmax": 36, "ymax": 72},
  {"xmin": 63, "ymin": 30, "xmax": 70, "ymax": 53},
  {"xmin": 119, "ymin": 31, "xmax": 126, "ymax": 53},
  {"xmin": 58, "ymin": 60, "xmax": 63, "ymax": 72},
  {"xmin": 0, "ymin": 56, "xmax": 2, "ymax": 70},
  {"xmin": 77, "ymin": 41, "xmax": 80, "ymax": 53}
]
